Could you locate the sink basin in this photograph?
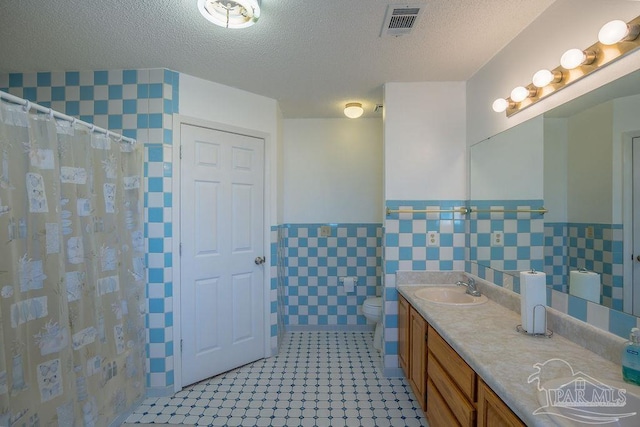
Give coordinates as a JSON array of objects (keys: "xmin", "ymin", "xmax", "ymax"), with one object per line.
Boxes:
[
  {"xmin": 414, "ymin": 286, "xmax": 488, "ymax": 306},
  {"xmin": 533, "ymin": 375, "xmax": 640, "ymax": 426}
]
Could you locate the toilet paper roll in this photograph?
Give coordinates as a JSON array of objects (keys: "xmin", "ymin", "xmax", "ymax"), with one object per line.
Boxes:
[
  {"xmin": 342, "ymin": 277, "xmax": 355, "ymax": 293},
  {"xmin": 569, "ymin": 270, "xmax": 600, "ymax": 304},
  {"xmin": 520, "ymin": 270, "xmax": 546, "ymax": 334}
]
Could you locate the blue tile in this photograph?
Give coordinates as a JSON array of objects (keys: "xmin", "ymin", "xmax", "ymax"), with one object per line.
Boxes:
[
  {"xmin": 148, "ymin": 207, "xmax": 163, "ymax": 222},
  {"xmin": 9, "ymin": 73, "xmax": 23, "ymax": 87},
  {"xmin": 37, "ymin": 72, "xmax": 51, "ymax": 87},
  {"xmin": 108, "ymin": 115, "xmax": 122, "ymax": 129},
  {"xmin": 148, "ymin": 177, "xmax": 163, "ymax": 192},
  {"xmin": 108, "ymin": 85, "xmax": 123, "ymax": 99},
  {"xmin": 137, "ymin": 84, "xmax": 149, "ymax": 99},
  {"xmin": 80, "ymin": 86, "xmax": 94, "ymax": 100},
  {"xmin": 149, "ymin": 328, "xmax": 165, "ymax": 344},
  {"xmin": 567, "ymin": 295, "xmax": 587, "ymax": 321},
  {"xmin": 149, "ymin": 83, "xmax": 163, "ymax": 98},
  {"xmin": 149, "ymin": 298, "xmax": 164, "ymax": 313},
  {"xmin": 94, "ymin": 70, "xmax": 108, "ymax": 85},
  {"xmin": 64, "ymin": 101, "xmax": 80, "ymax": 117},
  {"xmin": 65, "ymin": 71, "xmax": 80, "ymax": 86},
  {"xmin": 123, "ymin": 69, "xmax": 138, "ymax": 85},
  {"xmin": 23, "ymin": 87, "xmax": 37, "ymax": 101},
  {"xmin": 94, "ymin": 100, "xmax": 108, "ymax": 115},
  {"xmin": 148, "ymin": 238, "xmax": 164, "ymax": 253},
  {"xmin": 51, "ymin": 86, "xmax": 66, "ymax": 101},
  {"xmin": 610, "ymin": 310, "xmax": 637, "ymax": 339},
  {"xmin": 149, "ymin": 358, "xmax": 165, "ymax": 372},
  {"xmin": 148, "ymin": 268, "xmax": 164, "ymax": 283},
  {"xmin": 123, "ymin": 99, "xmax": 137, "ymax": 114}
]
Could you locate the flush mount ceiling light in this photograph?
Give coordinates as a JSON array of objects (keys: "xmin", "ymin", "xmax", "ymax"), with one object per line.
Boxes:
[
  {"xmin": 197, "ymin": 0, "xmax": 261, "ymax": 29},
  {"xmin": 344, "ymin": 103, "xmax": 364, "ymax": 119},
  {"xmin": 492, "ymin": 13, "xmax": 640, "ymax": 117}
]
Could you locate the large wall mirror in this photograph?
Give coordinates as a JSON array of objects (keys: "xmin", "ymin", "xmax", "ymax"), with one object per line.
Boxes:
[{"xmin": 469, "ymin": 68, "xmax": 640, "ymax": 316}]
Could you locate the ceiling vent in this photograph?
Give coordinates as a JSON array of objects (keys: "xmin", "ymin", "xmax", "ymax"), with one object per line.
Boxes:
[{"xmin": 380, "ymin": 4, "xmax": 423, "ymax": 37}]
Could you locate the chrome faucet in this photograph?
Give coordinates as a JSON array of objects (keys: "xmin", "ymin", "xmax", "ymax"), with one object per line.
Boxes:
[{"xmin": 456, "ymin": 277, "xmax": 481, "ymax": 297}]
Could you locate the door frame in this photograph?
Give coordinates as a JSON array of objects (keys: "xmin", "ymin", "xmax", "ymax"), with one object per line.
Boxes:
[
  {"xmin": 172, "ymin": 114, "xmax": 273, "ymax": 392},
  {"xmin": 622, "ymin": 131, "xmax": 640, "ymax": 315}
]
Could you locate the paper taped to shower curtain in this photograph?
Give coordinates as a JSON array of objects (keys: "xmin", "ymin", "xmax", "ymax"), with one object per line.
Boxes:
[{"xmin": 0, "ymin": 101, "xmax": 146, "ymax": 427}]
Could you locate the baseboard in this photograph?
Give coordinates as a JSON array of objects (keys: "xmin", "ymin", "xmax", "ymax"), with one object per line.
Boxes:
[
  {"xmin": 285, "ymin": 324, "xmax": 375, "ymax": 332},
  {"xmin": 145, "ymin": 384, "xmax": 175, "ymax": 398},
  {"xmin": 108, "ymin": 394, "xmax": 147, "ymax": 427},
  {"xmin": 383, "ymin": 367, "xmax": 404, "ymax": 378}
]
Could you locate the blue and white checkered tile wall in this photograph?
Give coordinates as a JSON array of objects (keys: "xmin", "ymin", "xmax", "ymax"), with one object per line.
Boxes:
[
  {"xmin": 1, "ymin": 68, "xmax": 179, "ymax": 389},
  {"xmin": 382, "ymin": 200, "xmax": 466, "ymax": 372},
  {"xmin": 545, "ymin": 222, "xmax": 624, "ymax": 310},
  {"xmin": 283, "ymin": 224, "xmax": 382, "ymax": 328},
  {"xmin": 467, "ymin": 200, "xmax": 545, "ymax": 273},
  {"xmin": 544, "ymin": 223, "xmax": 568, "ymax": 292},
  {"xmin": 275, "ymin": 225, "xmax": 287, "ymax": 350}
]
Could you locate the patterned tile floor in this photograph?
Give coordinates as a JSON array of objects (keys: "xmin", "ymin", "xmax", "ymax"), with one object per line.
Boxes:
[{"xmin": 125, "ymin": 332, "xmax": 427, "ymax": 426}]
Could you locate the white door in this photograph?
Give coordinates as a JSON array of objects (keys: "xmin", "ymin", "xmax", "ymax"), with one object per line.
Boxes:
[
  {"xmin": 180, "ymin": 123, "xmax": 265, "ymax": 387},
  {"xmin": 633, "ymin": 137, "xmax": 640, "ymax": 315}
]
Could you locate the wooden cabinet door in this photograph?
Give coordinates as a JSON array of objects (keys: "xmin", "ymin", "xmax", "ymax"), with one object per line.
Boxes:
[
  {"xmin": 409, "ymin": 306, "xmax": 427, "ymax": 411},
  {"xmin": 478, "ymin": 379, "xmax": 525, "ymax": 427},
  {"xmin": 398, "ymin": 294, "xmax": 410, "ymax": 377}
]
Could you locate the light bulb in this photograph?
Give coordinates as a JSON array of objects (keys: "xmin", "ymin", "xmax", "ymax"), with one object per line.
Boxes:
[
  {"xmin": 344, "ymin": 103, "xmax": 364, "ymax": 119},
  {"xmin": 198, "ymin": 0, "xmax": 261, "ymax": 29},
  {"xmin": 561, "ymin": 49, "xmax": 587, "ymax": 69},
  {"xmin": 510, "ymin": 86, "xmax": 530, "ymax": 103},
  {"xmin": 599, "ymin": 20, "xmax": 629, "ymax": 45},
  {"xmin": 492, "ymin": 98, "xmax": 509, "ymax": 113},
  {"xmin": 532, "ymin": 69, "xmax": 562, "ymax": 88}
]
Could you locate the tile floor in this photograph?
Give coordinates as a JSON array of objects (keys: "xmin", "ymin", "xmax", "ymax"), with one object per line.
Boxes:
[{"xmin": 125, "ymin": 331, "xmax": 427, "ymax": 426}]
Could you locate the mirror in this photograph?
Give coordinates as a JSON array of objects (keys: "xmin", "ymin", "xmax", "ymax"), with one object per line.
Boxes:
[{"xmin": 469, "ymin": 68, "xmax": 640, "ymax": 316}]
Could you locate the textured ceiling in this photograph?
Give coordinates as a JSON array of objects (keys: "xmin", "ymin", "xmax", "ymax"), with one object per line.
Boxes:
[{"xmin": 0, "ymin": 0, "xmax": 556, "ymax": 118}]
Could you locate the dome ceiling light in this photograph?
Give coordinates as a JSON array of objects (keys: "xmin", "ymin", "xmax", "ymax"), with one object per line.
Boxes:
[
  {"xmin": 344, "ymin": 103, "xmax": 364, "ymax": 119},
  {"xmin": 197, "ymin": 0, "xmax": 261, "ymax": 29}
]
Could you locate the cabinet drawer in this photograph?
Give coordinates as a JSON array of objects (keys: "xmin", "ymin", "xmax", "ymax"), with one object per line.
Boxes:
[
  {"xmin": 478, "ymin": 379, "xmax": 525, "ymax": 427},
  {"xmin": 428, "ymin": 354, "xmax": 476, "ymax": 427},
  {"xmin": 427, "ymin": 378, "xmax": 461, "ymax": 427},
  {"xmin": 428, "ymin": 326, "xmax": 476, "ymax": 401}
]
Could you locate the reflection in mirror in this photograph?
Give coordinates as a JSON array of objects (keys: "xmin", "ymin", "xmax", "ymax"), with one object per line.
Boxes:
[
  {"xmin": 469, "ymin": 117, "xmax": 545, "ymax": 274},
  {"xmin": 469, "ymin": 69, "xmax": 640, "ymax": 316}
]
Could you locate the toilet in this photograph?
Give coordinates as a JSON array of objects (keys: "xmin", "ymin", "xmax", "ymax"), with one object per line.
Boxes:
[{"xmin": 362, "ymin": 296, "xmax": 383, "ymax": 351}]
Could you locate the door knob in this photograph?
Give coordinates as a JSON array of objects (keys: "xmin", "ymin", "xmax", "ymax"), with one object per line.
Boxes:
[{"xmin": 255, "ymin": 256, "xmax": 266, "ymax": 265}]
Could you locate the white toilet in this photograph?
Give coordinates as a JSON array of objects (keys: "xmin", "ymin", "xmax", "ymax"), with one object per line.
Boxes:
[{"xmin": 362, "ymin": 296, "xmax": 383, "ymax": 351}]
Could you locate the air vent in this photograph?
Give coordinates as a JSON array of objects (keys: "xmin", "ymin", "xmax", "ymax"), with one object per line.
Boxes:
[{"xmin": 381, "ymin": 4, "xmax": 423, "ymax": 37}]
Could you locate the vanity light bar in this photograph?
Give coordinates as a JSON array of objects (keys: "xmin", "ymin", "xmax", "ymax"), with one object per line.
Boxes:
[{"xmin": 493, "ymin": 14, "xmax": 640, "ymax": 117}]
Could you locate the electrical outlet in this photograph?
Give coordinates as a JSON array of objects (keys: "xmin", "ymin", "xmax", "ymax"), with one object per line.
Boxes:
[
  {"xmin": 319, "ymin": 225, "xmax": 331, "ymax": 237},
  {"xmin": 586, "ymin": 226, "xmax": 594, "ymax": 239},
  {"xmin": 491, "ymin": 231, "xmax": 504, "ymax": 246},
  {"xmin": 427, "ymin": 231, "xmax": 439, "ymax": 246}
]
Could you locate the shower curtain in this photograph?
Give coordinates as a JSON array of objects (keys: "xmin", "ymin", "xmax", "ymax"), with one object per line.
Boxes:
[{"xmin": 0, "ymin": 99, "xmax": 146, "ymax": 426}]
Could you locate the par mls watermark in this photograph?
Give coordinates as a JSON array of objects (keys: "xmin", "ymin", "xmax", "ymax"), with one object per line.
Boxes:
[{"xmin": 529, "ymin": 358, "xmax": 638, "ymax": 425}]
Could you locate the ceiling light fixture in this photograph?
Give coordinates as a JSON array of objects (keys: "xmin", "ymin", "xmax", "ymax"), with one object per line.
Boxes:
[
  {"xmin": 197, "ymin": 0, "xmax": 261, "ymax": 29},
  {"xmin": 344, "ymin": 103, "xmax": 364, "ymax": 119},
  {"xmin": 492, "ymin": 13, "xmax": 640, "ymax": 117}
]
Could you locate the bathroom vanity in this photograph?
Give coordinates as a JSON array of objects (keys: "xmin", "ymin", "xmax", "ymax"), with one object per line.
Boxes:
[{"xmin": 397, "ymin": 273, "xmax": 640, "ymax": 427}]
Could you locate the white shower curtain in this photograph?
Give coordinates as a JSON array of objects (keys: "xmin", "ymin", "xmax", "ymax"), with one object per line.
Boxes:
[{"xmin": 0, "ymin": 98, "xmax": 146, "ymax": 426}]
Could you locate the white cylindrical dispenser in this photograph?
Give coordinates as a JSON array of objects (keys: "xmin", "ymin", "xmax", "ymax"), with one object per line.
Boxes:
[
  {"xmin": 520, "ymin": 270, "xmax": 547, "ymax": 334},
  {"xmin": 569, "ymin": 269, "xmax": 600, "ymax": 304}
]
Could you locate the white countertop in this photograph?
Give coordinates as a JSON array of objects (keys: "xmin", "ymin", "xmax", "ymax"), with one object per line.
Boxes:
[{"xmin": 397, "ymin": 283, "xmax": 640, "ymax": 427}]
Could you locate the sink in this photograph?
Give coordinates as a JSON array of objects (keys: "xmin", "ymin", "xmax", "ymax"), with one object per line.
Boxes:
[
  {"xmin": 414, "ymin": 286, "xmax": 488, "ymax": 306},
  {"xmin": 532, "ymin": 374, "xmax": 640, "ymax": 426}
]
